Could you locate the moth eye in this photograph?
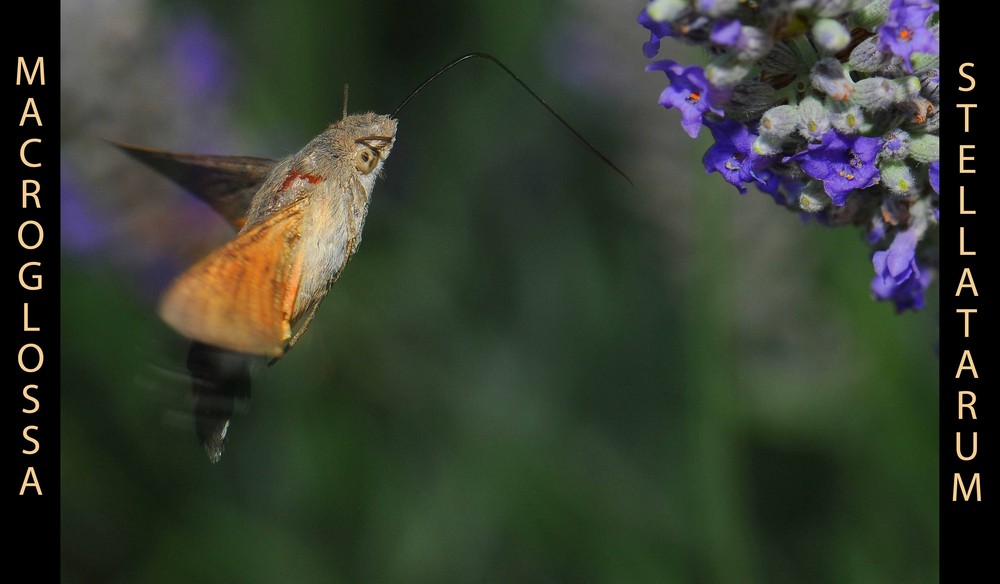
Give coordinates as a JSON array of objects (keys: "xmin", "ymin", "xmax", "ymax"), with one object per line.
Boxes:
[{"xmin": 355, "ymin": 148, "xmax": 379, "ymax": 174}]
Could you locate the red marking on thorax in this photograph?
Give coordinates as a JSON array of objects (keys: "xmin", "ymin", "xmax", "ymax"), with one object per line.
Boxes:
[{"xmin": 279, "ymin": 170, "xmax": 323, "ymax": 192}]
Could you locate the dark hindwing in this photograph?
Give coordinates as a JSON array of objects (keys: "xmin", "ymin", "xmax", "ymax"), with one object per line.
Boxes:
[{"xmin": 114, "ymin": 142, "xmax": 277, "ymax": 229}]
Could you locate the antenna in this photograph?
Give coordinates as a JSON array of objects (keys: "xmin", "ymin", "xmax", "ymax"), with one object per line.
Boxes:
[
  {"xmin": 392, "ymin": 52, "xmax": 632, "ymax": 186},
  {"xmin": 342, "ymin": 84, "xmax": 350, "ymax": 120}
]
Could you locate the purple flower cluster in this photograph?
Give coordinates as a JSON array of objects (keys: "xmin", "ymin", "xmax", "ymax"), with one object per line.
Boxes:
[{"xmin": 639, "ymin": 0, "xmax": 940, "ymax": 312}]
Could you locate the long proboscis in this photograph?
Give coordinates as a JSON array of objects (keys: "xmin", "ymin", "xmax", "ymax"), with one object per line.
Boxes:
[{"xmin": 392, "ymin": 52, "xmax": 632, "ymax": 186}]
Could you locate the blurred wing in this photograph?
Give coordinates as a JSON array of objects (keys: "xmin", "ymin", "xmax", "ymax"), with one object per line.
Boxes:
[
  {"xmin": 113, "ymin": 142, "xmax": 277, "ymax": 229},
  {"xmin": 159, "ymin": 200, "xmax": 307, "ymax": 357}
]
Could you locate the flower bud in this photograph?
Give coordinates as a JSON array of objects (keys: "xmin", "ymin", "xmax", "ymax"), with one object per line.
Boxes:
[
  {"xmin": 812, "ymin": 18, "xmax": 851, "ymax": 52},
  {"xmin": 830, "ymin": 104, "xmax": 869, "ymax": 134},
  {"xmin": 799, "ymin": 181, "xmax": 830, "ymax": 212},
  {"xmin": 811, "ymin": 58, "xmax": 854, "ymax": 100},
  {"xmin": 879, "ymin": 129, "xmax": 910, "ymax": 160},
  {"xmin": 759, "ymin": 105, "xmax": 799, "ymax": 140},
  {"xmin": 910, "ymin": 52, "xmax": 939, "ymax": 73},
  {"xmin": 848, "ymin": 37, "xmax": 890, "ymax": 74},
  {"xmin": 851, "ymin": 0, "xmax": 889, "ymax": 30},
  {"xmin": 797, "ymin": 96, "xmax": 830, "ymax": 140},
  {"xmin": 852, "ymin": 76, "xmax": 918, "ymax": 109},
  {"xmin": 753, "ymin": 135, "xmax": 785, "ymax": 156},
  {"xmin": 647, "ymin": 0, "xmax": 688, "ymax": 22},
  {"xmin": 705, "ymin": 56, "xmax": 752, "ymax": 88},
  {"xmin": 918, "ymin": 68, "xmax": 939, "ymax": 105},
  {"xmin": 880, "ymin": 161, "xmax": 916, "ymax": 196},
  {"xmin": 898, "ymin": 76, "xmax": 921, "ymax": 98},
  {"xmin": 736, "ymin": 26, "xmax": 774, "ymax": 61},
  {"xmin": 907, "ymin": 134, "xmax": 939, "ymax": 163}
]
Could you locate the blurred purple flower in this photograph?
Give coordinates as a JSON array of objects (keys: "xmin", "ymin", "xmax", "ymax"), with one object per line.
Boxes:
[
  {"xmin": 868, "ymin": 216, "xmax": 886, "ymax": 245},
  {"xmin": 877, "ymin": 0, "xmax": 939, "ymax": 73},
  {"xmin": 710, "ymin": 19, "xmax": 769, "ymax": 59},
  {"xmin": 61, "ymin": 164, "xmax": 109, "ymax": 253},
  {"xmin": 168, "ymin": 15, "xmax": 232, "ymax": 99},
  {"xmin": 638, "ymin": 8, "xmax": 675, "ymax": 58},
  {"xmin": 784, "ymin": 131, "xmax": 882, "ymax": 206},
  {"xmin": 710, "ymin": 19, "xmax": 742, "ymax": 46}
]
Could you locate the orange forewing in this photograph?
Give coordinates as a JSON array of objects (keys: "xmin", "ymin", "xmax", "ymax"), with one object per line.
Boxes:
[{"xmin": 159, "ymin": 200, "xmax": 307, "ymax": 357}]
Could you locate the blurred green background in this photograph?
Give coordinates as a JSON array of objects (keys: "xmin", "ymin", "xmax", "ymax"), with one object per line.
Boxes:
[{"xmin": 60, "ymin": 0, "xmax": 938, "ymax": 582}]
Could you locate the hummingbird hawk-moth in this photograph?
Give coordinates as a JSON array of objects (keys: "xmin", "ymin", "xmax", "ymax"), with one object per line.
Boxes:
[
  {"xmin": 117, "ymin": 112, "xmax": 394, "ymax": 462},
  {"xmin": 125, "ymin": 112, "xmax": 396, "ymax": 358},
  {"xmin": 119, "ymin": 53, "xmax": 628, "ymax": 461}
]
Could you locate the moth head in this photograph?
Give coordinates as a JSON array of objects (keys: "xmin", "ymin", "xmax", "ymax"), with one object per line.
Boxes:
[{"xmin": 328, "ymin": 113, "xmax": 397, "ymax": 176}]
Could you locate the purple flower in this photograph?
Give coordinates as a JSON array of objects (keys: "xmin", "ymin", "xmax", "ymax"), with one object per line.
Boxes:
[
  {"xmin": 877, "ymin": 0, "xmax": 939, "ymax": 73},
  {"xmin": 646, "ymin": 60, "xmax": 726, "ymax": 138},
  {"xmin": 709, "ymin": 20, "xmax": 770, "ymax": 60},
  {"xmin": 702, "ymin": 119, "xmax": 775, "ymax": 194},
  {"xmin": 754, "ymin": 170, "xmax": 781, "ymax": 196},
  {"xmin": 872, "ymin": 228, "xmax": 919, "ymax": 285},
  {"xmin": 784, "ymin": 130, "xmax": 882, "ymax": 205},
  {"xmin": 928, "ymin": 160, "xmax": 939, "ymax": 194},
  {"xmin": 638, "ymin": 8, "xmax": 675, "ymax": 58},
  {"xmin": 635, "ymin": 0, "xmax": 941, "ymax": 315},
  {"xmin": 710, "ymin": 19, "xmax": 742, "ymax": 46},
  {"xmin": 61, "ymin": 164, "xmax": 110, "ymax": 253},
  {"xmin": 872, "ymin": 265, "xmax": 932, "ymax": 312},
  {"xmin": 755, "ymin": 171, "xmax": 802, "ymax": 206},
  {"xmin": 868, "ymin": 216, "xmax": 886, "ymax": 245},
  {"xmin": 871, "ymin": 228, "xmax": 931, "ymax": 311},
  {"xmin": 168, "ymin": 16, "xmax": 232, "ymax": 99}
]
